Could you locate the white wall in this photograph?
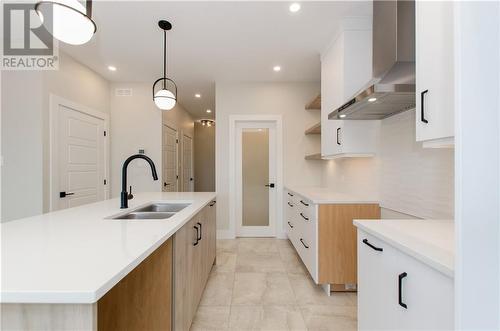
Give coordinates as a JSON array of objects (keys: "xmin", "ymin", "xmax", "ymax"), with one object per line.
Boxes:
[
  {"xmin": 322, "ymin": 110, "xmax": 455, "ymax": 220},
  {"xmin": 110, "ymin": 83, "xmax": 194, "ymax": 197},
  {"xmin": 1, "ymin": 52, "xmax": 110, "ymax": 221},
  {"xmin": 215, "ymin": 82, "xmax": 322, "ymax": 232}
]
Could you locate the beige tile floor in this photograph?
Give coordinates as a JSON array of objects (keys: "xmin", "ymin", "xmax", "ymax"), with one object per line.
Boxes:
[{"xmin": 190, "ymin": 238, "xmax": 357, "ymax": 331}]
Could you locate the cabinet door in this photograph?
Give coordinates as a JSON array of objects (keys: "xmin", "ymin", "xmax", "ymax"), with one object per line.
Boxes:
[
  {"xmin": 416, "ymin": 1, "xmax": 454, "ymax": 142},
  {"xmin": 395, "ymin": 251, "xmax": 454, "ymax": 330},
  {"xmin": 357, "ymin": 231, "xmax": 399, "ymax": 331}
]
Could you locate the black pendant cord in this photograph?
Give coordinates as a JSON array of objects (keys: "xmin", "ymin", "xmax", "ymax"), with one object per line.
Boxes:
[
  {"xmin": 162, "ymin": 30, "xmax": 166, "ymax": 89},
  {"xmin": 85, "ymin": 0, "xmax": 92, "ymax": 19}
]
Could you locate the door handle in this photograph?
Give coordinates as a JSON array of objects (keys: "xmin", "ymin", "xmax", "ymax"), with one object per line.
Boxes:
[
  {"xmin": 209, "ymin": 200, "xmax": 216, "ymax": 207},
  {"xmin": 265, "ymin": 183, "xmax": 275, "ymax": 188},
  {"xmin": 421, "ymin": 90, "xmax": 429, "ymax": 123},
  {"xmin": 398, "ymin": 272, "xmax": 408, "ymax": 309},
  {"xmin": 363, "ymin": 239, "xmax": 383, "ymax": 252},
  {"xmin": 164, "ymin": 182, "xmax": 170, "ymax": 187},
  {"xmin": 193, "ymin": 225, "xmax": 199, "ymax": 246},
  {"xmin": 59, "ymin": 191, "xmax": 75, "ymax": 198},
  {"xmin": 197, "ymin": 222, "xmax": 202, "ymax": 241}
]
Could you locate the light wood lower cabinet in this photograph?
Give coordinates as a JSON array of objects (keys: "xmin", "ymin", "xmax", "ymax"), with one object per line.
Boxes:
[
  {"xmin": 173, "ymin": 200, "xmax": 216, "ymax": 331},
  {"xmin": 98, "ymin": 238, "xmax": 173, "ymax": 331},
  {"xmin": 285, "ymin": 190, "xmax": 380, "ymax": 289}
]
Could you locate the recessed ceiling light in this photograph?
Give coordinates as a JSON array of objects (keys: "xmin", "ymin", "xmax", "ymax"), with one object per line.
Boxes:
[
  {"xmin": 368, "ymin": 97, "xmax": 377, "ymax": 102},
  {"xmin": 273, "ymin": 65, "xmax": 281, "ymax": 72},
  {"xmin": 206, "ymin": 109, "xmax": 212, "ymax": 113},
  {"xmin": 195, "ymin": 93, "xmax": 201, "ymax": 98},
  {"xmin": 107, "ymin": 65, "xmax": 117, "ymax": 71},
  {"xmin": 289, "ymin": 3, "xmax": 301, "ymax": 13},
  {"xmin": 339, "ymin": 114, "xmax": 347, "ymax": 118}
]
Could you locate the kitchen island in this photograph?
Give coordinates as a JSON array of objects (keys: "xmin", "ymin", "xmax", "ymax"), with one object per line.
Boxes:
[{"xmin": 1, "ymin": 192, "xmax": 217, "ymax": 330}]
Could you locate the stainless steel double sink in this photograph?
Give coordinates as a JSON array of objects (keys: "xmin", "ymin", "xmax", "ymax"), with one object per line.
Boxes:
[{"xmin": 109, "ymin": 202, "xmax": 191, "ymax": 220}]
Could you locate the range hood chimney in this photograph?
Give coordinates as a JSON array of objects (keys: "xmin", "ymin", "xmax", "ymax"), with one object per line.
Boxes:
[{"xmin": 329, "ymin": 0, "xmax": 416, "ymax": 120}]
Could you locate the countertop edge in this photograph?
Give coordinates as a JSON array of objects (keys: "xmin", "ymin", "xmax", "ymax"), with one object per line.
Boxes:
[
  {"xmin": 285, "ymin": 186, "xmax": 380, "ymax": 205},
  {"xmin": 354, "ymin": 220, "xmax": 454, "ymax": 278}
]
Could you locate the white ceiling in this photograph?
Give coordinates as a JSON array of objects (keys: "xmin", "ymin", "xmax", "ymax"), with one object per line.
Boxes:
[{"xmin": 62, "ymin": 1, "xmax": 371, "ymax": 119}]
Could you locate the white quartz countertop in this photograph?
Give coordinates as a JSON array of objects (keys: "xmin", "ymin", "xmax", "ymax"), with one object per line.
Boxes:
[
  {"xmin": 285, "ymin": 186, "xmax": 379, "ymax": 204},
  {"xmin": 354, "ymin": 219, "xmax": 454, "ymax": 278},
  {"xmin": 1, "ymin": 192, "xmax": 216, "ymax": 304}
]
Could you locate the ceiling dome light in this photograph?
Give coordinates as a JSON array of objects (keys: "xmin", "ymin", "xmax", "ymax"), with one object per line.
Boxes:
[
  {"xmin": 368, "ymin": 97, "xmax": 377, "ymax": 102},
  {"xmin": 206, "ymin": 109, "xmax": 212, "ymax": 113},
  {"xmin": 273, "ymin": 65, "xmax": 281, "ymax": 72},
  {"xmin": 107, "ymin": 65, "xmax": 117, "ymax": 71},
  {"xmin": 153, "ymin": 20, "xmax": 177, "ymax": 111},
  {"xmin": 289, "ymin": 3, "xmax": 301, "ymax": 13},
  {"xmin": 35, "ymin": 0, "xmax": 97, "ymax": 45},
  {"xmin": 195, "ymin": 93, "xmax": 201, "ymax": 98}
]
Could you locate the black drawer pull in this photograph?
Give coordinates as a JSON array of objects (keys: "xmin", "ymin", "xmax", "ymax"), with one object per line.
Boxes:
[
  {"xmin": 287, "ymin": 192, "xmax": 294, "ymax": 197},
  {"xmin": 287, "ymin": 221, "xmax": 294, "ymax": 229},
  {"xmin": 398, "ymin": 272, "xmax": 408, "ymax": 309},
  {"xmin": 197, "ymin": 222, "xmax": 202, "ymax": 241},
  {"xmin": 363, "ymin": 239, "xmax": 383, "ymax": 252},
  {"xmin": 300, "ymin": 238, "xmax": 309, "ymax": 249},
  {"xmin": 287, "ymin": 202, "xmax": 294, "ymax": 207},
  {"xmin": 421, "ymin": 90, "xmax": 429, "ymax": 123},
  {"xmin": 299, "ymin": 212, "xmax": 309, "ymax": 221},
  {"xmin": 193, "ymin": 225, "xmax": 199, "ymax": 246},
  {"xmin": 209, "ymin": 200, "xmax": 216, "ymax": 207},
  {"xmin": 300, "ymin": 200, "xmax": 309, "ymax": 207},
  {"xmin": 336, "ymin": 127, "xmax": 341, "ymax": 145}
]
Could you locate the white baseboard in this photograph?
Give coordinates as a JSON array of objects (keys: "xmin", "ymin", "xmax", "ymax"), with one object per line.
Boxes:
[{"xmin": 217, "ymin": 229, "xmax": 236, "ymax": 239}]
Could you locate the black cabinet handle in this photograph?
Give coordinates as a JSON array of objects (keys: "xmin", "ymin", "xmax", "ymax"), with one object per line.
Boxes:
[
  {"xmin": 300, "ymin": 200, "xmax": 309, "ymax": 207},
  {"xmin": 287, "ymin": 192, "xmax": 294, "ymax": 197},
  {"xmin": 193, "ymin": 225, "xmax": 199, "ymax": 246},
  {"xmin": 362, "ymin": 239, "xmax": 383, "ymax": 252},
  {"xmin": 209, "ymin": 200, "xmax": 216, "ymax": 207},
  {"xmin": 300, "ymin": 212, "xmax": 309, "ymax": 221},
  {"xmin": 287, "ymin": 202, "xmax": 294, "ymax": 207},
  {"xmin": 421, "ymin": 90, "xmax": 429, "ymax": 123},
  {"xmin": 287, "ymin": 221, "xmax": 294, "ymax": 229},
  {"xmin": 59, "ymin": 191, "xmax": 75, "ymax": 198},
  {"xmin": 163, "ymin": 182, "xmax": 170, "ymax": 187},
  {"xmin": 197, "ymin": 222, "xmax": 202, "ymax": 241},
  {"xmin": 265, "ymin": 183, "xmax": 275, "ymax": 188},
  {"xmin": 398, "ymin": 272, "xmax": 408, "ymax": 309},
  {"xmin": 300, "ymin": 238, "xmax": 309, "ymax": 249},
  {"xmin": 336, "ymin": 127, "xmax": 341, "ymax": 145}
]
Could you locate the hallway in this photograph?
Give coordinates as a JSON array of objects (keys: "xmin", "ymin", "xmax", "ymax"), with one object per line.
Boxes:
[{"xmin": 190, "ymin": 238, "xmax": 357, "ymax": 331}]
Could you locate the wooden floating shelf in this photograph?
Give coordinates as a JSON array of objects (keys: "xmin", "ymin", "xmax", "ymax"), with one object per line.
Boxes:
[
  {"xmin": 305, "ymin": 122, "xmax": 321, "ymax": 135},
  {"xmin": 304, "ymin": 153, "xmax": 324, "ymax": 160},
  {"xmin": 305, "ymin": 94, "xmax": 321, "ymax": 110}
]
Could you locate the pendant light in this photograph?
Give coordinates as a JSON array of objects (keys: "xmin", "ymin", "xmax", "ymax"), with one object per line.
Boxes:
[
  {"xmin": 35, "ymin": 0, "xmax": 97, "ymax": 45},
  {"xmin": 153, "ymin": 20, "xmax": 177, "ymax": 111}
]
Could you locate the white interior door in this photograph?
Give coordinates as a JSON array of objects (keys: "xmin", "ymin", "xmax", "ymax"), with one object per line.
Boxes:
[
  {"xmin": 163, "ymin": 124, "xmax": 178, "ymax": 192},
  {"xmin": 54, "ymin": 103, "xmax": 106, "ymax": 210},
  {"xmin": 182, "ymin": 134, "xmax": 193, "ymax": 192},
  {"xmin": 236, "ymin": 122, "xmax": 277, "ymax": 237}
]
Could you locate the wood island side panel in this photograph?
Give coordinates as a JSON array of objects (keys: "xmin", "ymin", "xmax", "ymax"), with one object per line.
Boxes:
[
  {"xmin": 97, "ymin": 238, "xmax": 172, "ymax": 331},
  {"xmin": 318, "ymin": 204, "xmax": 380, "ymax": 285}
]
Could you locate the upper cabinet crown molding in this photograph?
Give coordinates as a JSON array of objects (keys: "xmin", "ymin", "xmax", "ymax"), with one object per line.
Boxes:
[{"xmin": 415, "ymin": 1, "xmax": 455, "ymax": 147}]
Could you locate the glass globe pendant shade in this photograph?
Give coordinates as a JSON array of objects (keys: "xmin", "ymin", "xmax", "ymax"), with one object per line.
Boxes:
[
  {"xmin": 154, "ymin": 89, "xmax": 176, "ymax": 110},
  {"xmin": 35, "ymin": 0, "xmax": 96, "ymax": 45}
]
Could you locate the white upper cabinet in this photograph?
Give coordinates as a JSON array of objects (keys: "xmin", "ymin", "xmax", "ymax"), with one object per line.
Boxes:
[
  {"xmin": 321, "ymin": 18, "xmax": 379, "ymax": 158},
  {"xmin": 416, "ymin": 1, "xmax": 455, "ymax": 147}
]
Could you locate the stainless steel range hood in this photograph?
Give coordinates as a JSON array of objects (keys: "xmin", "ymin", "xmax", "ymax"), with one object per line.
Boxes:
[{"xmin": 329, "ymin": 0, "xmax": 416, "ymax": 120}]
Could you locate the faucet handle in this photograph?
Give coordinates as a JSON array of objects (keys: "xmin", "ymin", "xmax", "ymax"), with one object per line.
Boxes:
[{"xmin": 127, "ymin": 185, "xmax": 134, "ymax": 200}]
